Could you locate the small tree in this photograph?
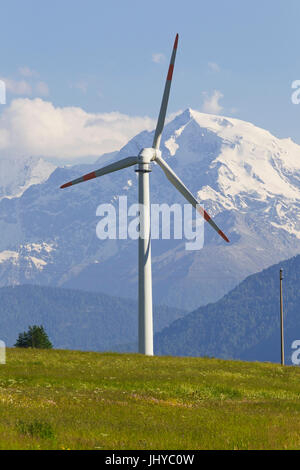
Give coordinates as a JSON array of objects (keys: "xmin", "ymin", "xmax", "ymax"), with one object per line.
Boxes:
[{"xmin": 15, "ymin": 325, "xmax": 53, "ymax": 349}]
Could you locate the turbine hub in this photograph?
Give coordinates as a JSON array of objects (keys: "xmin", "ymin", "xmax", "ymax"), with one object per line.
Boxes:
[{"xmin": 138, "ymin": 148, "xmax": 158, "ymax": 164}]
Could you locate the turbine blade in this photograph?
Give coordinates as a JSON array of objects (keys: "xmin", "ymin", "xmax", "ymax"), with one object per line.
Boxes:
[
  {"xmin": 60, "ymin": 156, "xmax": 138, "ymax": 189},
  {"xmin": 156, "ymin": 155, "xmax": 230, "ymax": 243},
  {"xmin": 153, "ymin": 34, "xmax": 179, "ymax": 151}
]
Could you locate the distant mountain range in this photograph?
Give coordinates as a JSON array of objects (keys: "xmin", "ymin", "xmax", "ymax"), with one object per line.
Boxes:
[
  {"xmin": 0, "ymin": 285, "xmax": 185, "ymax": 351},
  {"xmin": 155, "ymin": 254, "xmax": 300, "ymax": 365},
  {"xmin": 1, "ymin": 109, "xmax": 300, "ymax": 310},
  {"xmin": 1, "ymin": 253, "xmax": 300, "ymax": 364}
]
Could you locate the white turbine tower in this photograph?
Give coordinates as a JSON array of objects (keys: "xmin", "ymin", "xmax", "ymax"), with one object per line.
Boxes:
[{"xmin": 60, "ymin": 34, "xmax": 230, "ymax": 356}]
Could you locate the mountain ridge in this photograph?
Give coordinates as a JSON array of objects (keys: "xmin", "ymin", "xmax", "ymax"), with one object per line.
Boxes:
[
  {"xmin": 0, "ymin": 284, "xmax": 185, "ymax": 350},
  {"xmin": 155, "ymin": 252, "xmax": 300, "ymax": 364}
]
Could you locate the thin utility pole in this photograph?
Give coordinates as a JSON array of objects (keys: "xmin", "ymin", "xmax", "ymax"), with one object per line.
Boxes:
[{"xmin": 280, "ymin": 268, "xmax": 284, "ymax": 366}]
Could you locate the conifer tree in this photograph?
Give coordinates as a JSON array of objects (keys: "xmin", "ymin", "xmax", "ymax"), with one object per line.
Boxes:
[{"xmin": 15, "ymin": 325, "xmax": 53, "ymax": 349}]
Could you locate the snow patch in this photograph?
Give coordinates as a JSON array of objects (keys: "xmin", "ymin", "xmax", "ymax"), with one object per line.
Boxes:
[
  {"xmin": 0, "ymin": 251, "xmax": 19, "ymax": 264},
  {"xmin": 29, "ymin": 256, "xmax": 47, "ymax": 270},
  {"xmin": 23, "ymin": 242, "xmax": 55, "ymax": 254}
]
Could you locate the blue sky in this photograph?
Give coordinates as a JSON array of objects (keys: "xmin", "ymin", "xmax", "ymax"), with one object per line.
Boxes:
[{"xmin": 0, "ymin": 0, "xmax": 300, "ymax": 161}]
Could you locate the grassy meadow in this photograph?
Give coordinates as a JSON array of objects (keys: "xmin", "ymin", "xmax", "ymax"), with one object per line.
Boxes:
[{"xmin": 1, "ymin": 348, "xmax": 300, "ymax": 449}]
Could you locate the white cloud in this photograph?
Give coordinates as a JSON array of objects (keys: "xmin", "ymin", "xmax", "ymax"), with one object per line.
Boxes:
[
  {"xmin": 152, "ymin": 53, "xmax": 165, "ymax": 64},
  {"xmin": 1, "ymin": 77, "xmax": 49, "ymax": 98},
  {"xmin": 35, "ymin": 81, "xmax": 49, "ymax": 96},
  {"xmin": 208, "ymin": 62, "xmax": 220, "ymax": 73},
  {"xmin": 0, "ymin": 98, "xmax": 156, "ymax": 161},
  {"xmin": 19, "ymin": 66, "xmax": 38, "ymax": 78},
  {"xmin": 1, "ymin": 77, "xmax": 32, "ymax": 96},
  {"xmin": 3, "ymin": 68, "xmax": 48, "ymax": 98},
  {"xmin": 202, "ymin": 90, "xmax": 223, "ymax": 114},
  {"xmin": 71, "ymin": 80, "xmax": 88, "ymax": 94}
]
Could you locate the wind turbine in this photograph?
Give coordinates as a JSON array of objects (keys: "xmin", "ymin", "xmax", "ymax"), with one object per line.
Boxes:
[{"xmin": 60, "ymin": 34, "xmax": 230, "ymax": 356}]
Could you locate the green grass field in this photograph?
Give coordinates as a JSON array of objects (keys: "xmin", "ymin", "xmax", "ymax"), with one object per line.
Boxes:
[{"xmin": 1, "ymin": 348, "xmax": 300, "ymax": 450}]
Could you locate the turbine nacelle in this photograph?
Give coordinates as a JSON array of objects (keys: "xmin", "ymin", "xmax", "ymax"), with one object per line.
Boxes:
[{"xmin": 137, "ymin": 148, "xmax": 161, "ymax": 171}]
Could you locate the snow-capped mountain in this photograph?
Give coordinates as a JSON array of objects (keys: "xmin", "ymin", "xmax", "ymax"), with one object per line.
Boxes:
[
  {"xmin": 0, "ymin": 108, "xmax": 300, "ymax": 310},
  {"xmin": 0, "ymin": 156, "xmax": 56, "ymax": 199}
]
